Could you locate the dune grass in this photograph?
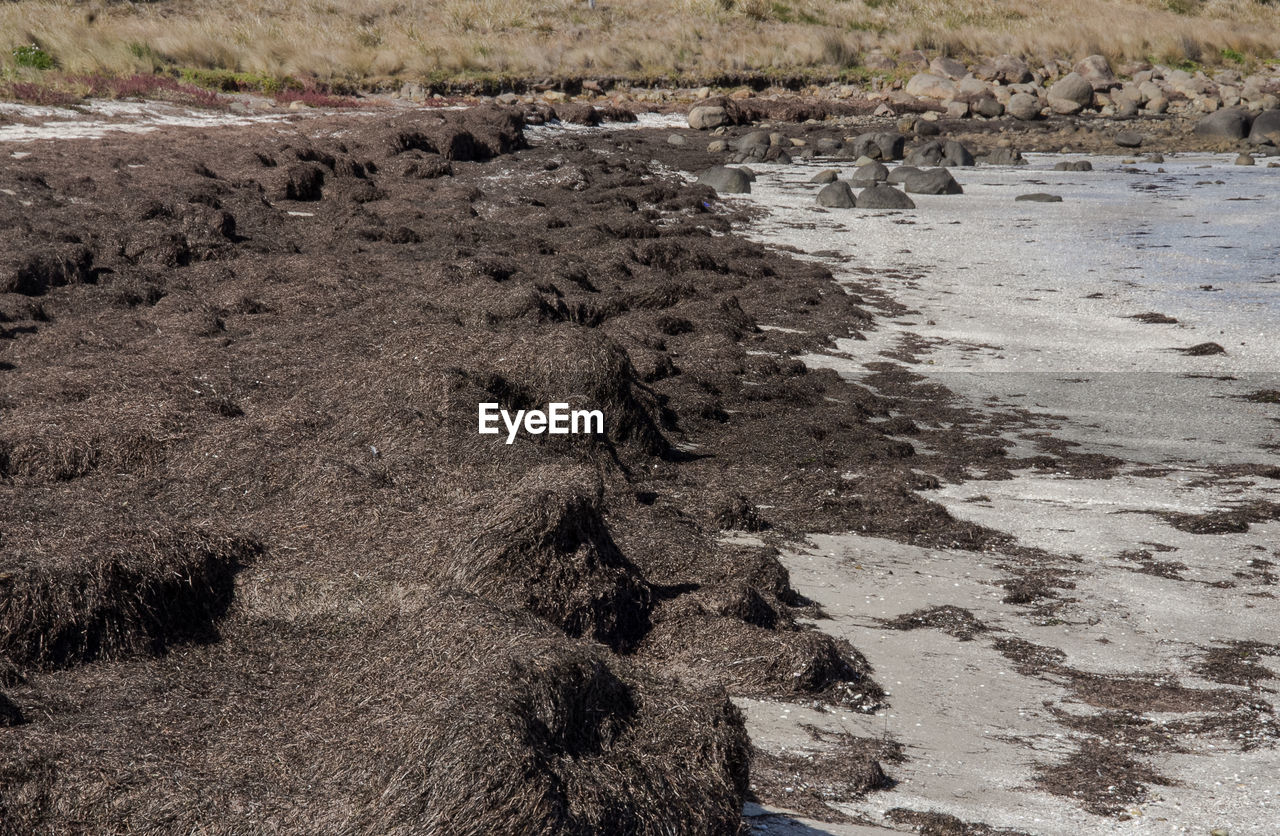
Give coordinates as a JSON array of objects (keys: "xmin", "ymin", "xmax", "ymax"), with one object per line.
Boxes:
[{"xmin": 1, "ymin": 0, "xmax": 1278, "ymax": 92}]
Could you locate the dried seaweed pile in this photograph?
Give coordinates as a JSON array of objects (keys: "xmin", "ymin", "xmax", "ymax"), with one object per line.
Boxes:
[{"xmin": 0, "ymin": 105, "xmax": 1009, "ymax": 832}]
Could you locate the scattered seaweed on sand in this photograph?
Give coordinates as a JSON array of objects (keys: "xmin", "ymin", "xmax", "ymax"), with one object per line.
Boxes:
[
  {"xmin": 1158, "ymin": 501, "xmax": 1280, "ymax": 534},
  {"xmin": 1176, "ymin": 341, "xmax": 1227, "ymax": 356},
  {"xmin": 1127, "ymin": 312, "xmax": 1178, "ymax": 324},
  {"xmin": 1193, "ymin": 641, "xmax": 1280, "ymax": 687},
  {"xmin": 1034, "ymin": 738, "xmax": 1172, "ymax": 816},
  {"xmin": 749, "ymin": 730, "xmax": 899, "ymax": 822},
  {"xmin": 882, "ymin": 605, "xmax": 988, "ymax": 641},
  {"xmin": 885, "ymin": 807, "xmax": 1031, "ymax": 835}
]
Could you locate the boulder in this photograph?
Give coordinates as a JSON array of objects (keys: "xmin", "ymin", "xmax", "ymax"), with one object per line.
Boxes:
[
  {"xmin": 929, "ymin": 56, "xmax": 969, "ymax": 80},
  {"xmin": 976, "ymin": 54, "xmax": 1032, "ymax": 84},
  {"xmin": 735, "ymin": 130, "xmax": 772, "ymax": 152},
  {"xmin": 1007, "ymin": 93, "xmax": 1042, "ymax": 121},
  {"xmin": 687, "ymin": 105, "xmax": 728, "ymax": 130},
  {"xmin": 816, "ymin": 181, "xmax": 857, "ymax": 208},
  {"xmin": 1249, "ymin": 109, "xmax": 1280, "ymax": 144},
  {"xmin": 1235, "ymin": 153, "xmax": 1256, "ymax": 166},
  {"xmin": 696, "ymin": 166, "xmax": 752, "ymax": 194},
  {"xmin": 1054, "ymin": 160, "xmax": 1093, "ymax": 171},
  {"xmin": 904, "ymin": 140, "xmax": 945, "ymax": 167},
  {"xmin": 857, "ymin": 184, "xmax": 916, "ymax": 209},
  {"xmin": 1049, "ymin": 73, "xmax": 1094, "ymax": 107},
  {"xmin": 1015, "ymin": 193, "xmax": 1063, "ymax": 202},
  {"xmin": 983, "ymin": 148, "xmax": 1027, "ymax": 166},
  {"xmin": 809, "ymin": 169, "xmax": 839, "ymax": 184},
  {"xmin": 1073, "ymin": 54, "xmax": 1117, "ymax": 91},
  {"xmin": 903, "ymin": 168, "xmax": 963, "ymax": 195},
  {"xmin": 886, "ymin": 165, "xmax": 922, "ymax": 185},
  {"xmin": 905, "ymin": 73, "xmax": 958, "ymax": 101},
  {"xmin": 943, "ymin": 140, "xmax": 975, "ymax": 167},
  {"xmin": 1114, "ymin": 130, "xmax": 1145, "ymax": 148},
  {"xmin": 848, "ymin": 131, "xmax": 905, "ymax": 161},
  {"xmin": 1048, "ymin": 97, "xmax": 1085, "ymax": 116},
  {"xmin": 973, "ymin": 96, "xmax": 1005, "ymax": 118},
  {"xmin": 849, "ymin": 161, "xmax": 890, "ymax": 185},
  {"xmin": 1194, "ymin": 107, "xmax": 1253, "ymax": 140}
]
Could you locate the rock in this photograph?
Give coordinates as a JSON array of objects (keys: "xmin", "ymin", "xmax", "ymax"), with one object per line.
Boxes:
[
  {"xmin": 1054, "ymin": 160, "xmax": 1093, "ymax": 171},
  {"xmin": 943, "ymin": 140, "xmax": 975, "ymax": 167},
  {"xmin": 904, "ymin": 140, "xmax": 945, "ymax": 167},
  {"xmin": 849, "ymin": 131, "xmax": 905, "ymax": 161},
  {"xmin": 946, "ymin": 101, "xmax": 970, "ymax": 119},
  {"xmin": 1195, "ymin": 107, "xmax": 1253, "ymax": 140},
  {"xmin": 984, "ymin": 148, "xmax": 1027, "ymax": 166},
  {"xmin": 815, "ymin": 136, "xmax": 843, "ymax": 155},
  {"xmin": 735, "ymin": 130, "xmax": 772, "ymax": 151},
  {"xmin": 1249, "ymin": 109, "xmax": 1280, "ymax": 144},
  {"xmin": 903, "ymin": 168, "xmax": 963, "ymax": 195},
  {"xmin": 857, "ymin": 184, "xmax": 916, "ymax": 209},
  {"xmin": 976, "ymin": 54, "xmax": 1032, "ymax": 84},
  {"xmin": 809, "ymin": 169, "xmax": 839, "ymax": 184},
  {"xmin": 1008, "ymin": 93, "xmax": 1042, "ymax": 121},
  {"xmin": 886, "ymin": 165, "xmax": 922, "ymax": 185},
  {"xmin": 696, "ymin": 166, "xmax": 752, "ymax": 194},
  {"xmin": 687, "ymin": 105, "xmax": 729, "ymax": 130},
  {"xmin": 1114, "ymin": 130, "xmax": 1145, "ymax": 148},
  {"xmin": 974, "ymin": 96, "xmax": 1005, "ymax": 118},
  {"xmin": 1145, "ymin": 96, "xmax": 1169, "ymax": 114},
  {"xmin": 816, "ymin": 181, "xmax": 857, "ymax": 208},
  {"xmin": 667, "ymin": 134, "xmax": 687, "ymax": 146},
  {"xmin": 1048, "ymin": 97, "xmax": 1085, "ymax": 116},
  {"xmin": 1073, "ymin": 54, "xmax": 1117, "ymax": 91},
  {"xmin": 850, "ymin": 161, "xmax": 890, "ymax": 184},
  {"xmin": 916, "ymin": 120, "xmax": 941, "ymax": 137},
  {"xmin": 929, "ymin": 56, "xmax": 968, "ymax": 80},
  {"xmin": 1015, "ymin": 193, "xmax": 1063, "ymax": 202},
  {"xmin": 707, "ymin": 140, "xmax": 728, "ymax": 153},
  {"xmin": 1144, "ymin": 153, "xmax": 1164, "ymax": 163},
  {"xmin": 496, "ymin": 92, "xmax": 520, "ymax": 105},
  {"xmin": 1235, "ymin": 153, "xmax": 1256, "ymax": 165},
  {"xmin": 1049, "ymin": 73, "xmax": 1095, "ymax": 107},
  {"xmin": 905, "ymin": 73, "xmax": 958, "ymax": 101}
]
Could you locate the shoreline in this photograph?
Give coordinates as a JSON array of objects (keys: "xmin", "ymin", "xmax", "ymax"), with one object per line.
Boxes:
[{"xmin": 0, "ymin": 101, "xmax": 1276, "ymax": 833}]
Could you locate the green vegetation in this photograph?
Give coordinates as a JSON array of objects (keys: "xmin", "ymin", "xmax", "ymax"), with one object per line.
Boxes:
[{"xmin": 12, "ymin": 43, "xmax": 53, "ymax": 70}]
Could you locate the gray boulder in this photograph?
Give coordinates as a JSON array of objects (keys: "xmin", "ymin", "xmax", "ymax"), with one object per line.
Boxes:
[
  {"xmin": 1073, "ymin": 54, "xmax": 1117, "ymax": 91},
  {"xmin": 1235, "ymin": 153, "xmax": 1256, "ymax": 166},
  {"xmin": 1114, "ymin": 130, "xmax": 1145, "ymax": 148},
  {"xmin": 1143, "ymin": 153, "xmax": 1165, "ymax": 163},
  {"xmin": 943, "ymin": 140, "xmax": 975, "ymax": 167},
  {"xmin": 973, "ymin": 96, "xmax": 1005, "ymax": 118},
  {"xmin": 1054, "ymin": 160, "xmax": 1093, "ymax": 171},
  {"xmin": 906, "ymin": 72, "xmax": 958, "ymax": 100},
  {"xmin": 809, "ymin": 169, "xmax": 839, "ymax": 184},
  {"xmin": 697, "ymin": 166, "xmax": 752, "ymax": 194},
  {"xmin": 1008, "ymin": 93, "xmax": 1042, "ymax": 121},
  {"xmin": 1194, "ymin": 108, "xmax": 1253, "ymax": 140},
  {"xmin": 735, "ymin": 130, "xmax": 772, "ymax": 151},
  {"xmin": 1049, "ymin": 73, "xmax": 1094, "ymax": 107},
  {"xmin": 687, "ymin": 105, "xmax": 728, "ymax": 130},
  {"xmin": 976, "ymin": 54, "xmax": 1031, "ymax": 84},
  {"xmin": 1015, "ymin": 193, "xmax": 1063, "ymax": 202},
  {"xmin": 850, "ymin": 161, "xmax": 890, "ymax": 185},
  {"xmin": 857, "ymin": 184, "xmax": 916, "ymax": 209},
  {"xmin": 984, "ymin": 148, "xmax": 1027, "ymax": 166},
  {"xmin": 816, "ymin": 181, "xmax": 857, "ymax": 208},
  {"xmin": 929, "ymin": 56, "xmax": 968, "ymax": 80},
  {"xmin": 849, "ymin": 131, "xmax": 906, "ymax": 161},
  {"xmin": 905, "ymin": 140, "xmax": 945, "ymax": 167},
  {"xmin": 886, "ymin": 165, "xmax": 922, "ymax": 185},
  {"xmin": 903, "ymin": 168, "xmax": 964, "ymax": 195},
  {"xmin": 1249, "ymin": 109, "xmax": 1280, "ymax": 144}
]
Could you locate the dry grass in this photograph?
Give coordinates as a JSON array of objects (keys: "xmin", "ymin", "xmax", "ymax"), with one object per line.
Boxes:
[{"xmin": 1, "ymin": 0, "xmax": 1278, "ymax": 88}]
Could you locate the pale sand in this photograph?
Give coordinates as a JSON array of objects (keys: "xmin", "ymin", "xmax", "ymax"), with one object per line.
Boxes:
[{"xmin": 731, "ymin": 153, "xmax": 1279, "ymax": 834}]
